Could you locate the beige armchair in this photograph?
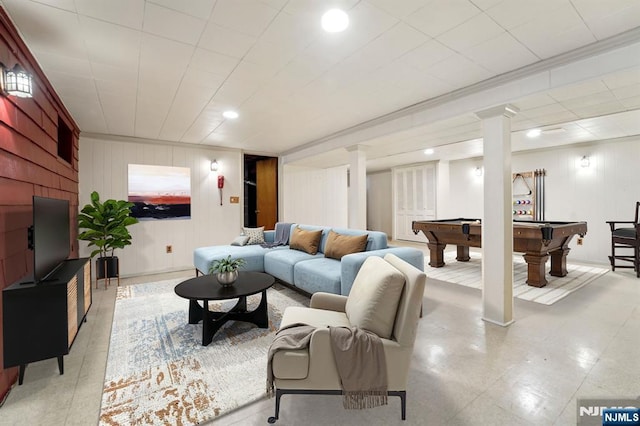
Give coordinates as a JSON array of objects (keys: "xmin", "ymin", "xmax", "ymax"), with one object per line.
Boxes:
[{"xmin": 268, "ymin": 253, "xmax": 426, "ymax": 423}]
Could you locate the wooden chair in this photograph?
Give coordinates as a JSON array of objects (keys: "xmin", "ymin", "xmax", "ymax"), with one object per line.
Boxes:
[{"xmin": 606, "ymin": 202, "xmax": 640, "ymax": 277}]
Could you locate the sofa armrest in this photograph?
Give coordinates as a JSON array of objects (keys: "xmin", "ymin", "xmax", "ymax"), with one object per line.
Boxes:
[
  {"xmin": 340, "ymin": 247, "xmax": 425, "ymax": 295},
  {"xmin": 310, "ymin": 292, "xmax": 348, "ymax": 312}
]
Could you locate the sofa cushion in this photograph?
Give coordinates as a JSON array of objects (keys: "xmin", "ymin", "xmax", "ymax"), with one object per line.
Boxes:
[
  {"xmin": 243, "ymin": 226, "xmax": 265, "ymax": 245},
  {"xmin": 264, "ymin": 249, "xmax": 323, "ymax": 284},
  {"xmin": 293, "ymin": 258, "xmax": 342, "ymax": 295},
  {"xmin": 324, "ymin": 230, "xmax": 368, "ymax": 260},
  {"xmin": 290, "ymin": 226, "xmax": 323, "ymax": 255},
  {"xmin": 345, "ymin": 256, "xmax": 405, "ymax": 339},
  {"xmin": 193, "ymin": 244, "xmax": 276, "ymax": 274}
]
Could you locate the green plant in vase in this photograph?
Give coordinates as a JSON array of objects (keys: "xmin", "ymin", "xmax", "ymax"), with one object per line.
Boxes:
[
  {"xmin": 78, "ymin": 191, "xmax": 139, "ymax": 280},
  {"xmin": 209, "ymin": 255, "xmax": 246, "ymax": 286}
]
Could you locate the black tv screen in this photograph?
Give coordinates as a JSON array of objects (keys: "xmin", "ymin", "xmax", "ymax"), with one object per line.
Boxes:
[{"xmin": 31, "ymin": 196, "xmax": 70, "ymax": 283}]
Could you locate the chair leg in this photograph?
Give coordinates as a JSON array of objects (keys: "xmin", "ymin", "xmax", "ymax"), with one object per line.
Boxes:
[
  {"xmin": 268, "ymin": 389, "xmax": 282, "ymax": 424},
  {"xmin": 398, "ymin": 391, "xmax": 406, "ymax": 420}
]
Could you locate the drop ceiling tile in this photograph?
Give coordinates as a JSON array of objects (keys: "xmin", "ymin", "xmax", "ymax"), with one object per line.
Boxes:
[
  {"xmin": 62, "ymin": 94, "xmax": 108, "ymax": 133},
  {"xmin": 437, "ymin": 12, "xmax": 505, "ymax": 52},
  {"xmin": 190, "ymin": 48, "xmax": 239, "ymax": 78},
  {"xmin": 14, "ymin": 0, "xmax": 76, "ymax": 12},
  {"xmin": 365, "ymin": 0, "xmax": 430, "ymax": 19},
  {"xmin": 427, "ymin": 54, "xmax": 493, "ymax": 87},
  {"xmin": 198, "ymin": 23, "xmax": 256, "ymax": 58},
  {"xmin": 143, "ymin": 3, "xmax": 207, "ymax": 45},
  {"xmin": 260, "ymin": 10, "xmax": 321, "ymax": 51},
  {"xmin": 485, "ymin": 0, "xmax": 569, "ymax": 30},
  {"xmin": 513, "ymin": 94, "xmax": 558, "ymax": 111},
  {"xmin": 405, "ymin": 0, "xmax": 481, "ymax": 37},
  {"xmin": 602, "ymin": 68, "xmax": 640, "ymax": 89},
  {"xmin": 99, "ymin": 94, "xmax": 136, "ymax": 136},
  {"xmin": 148, "ymin": 0, "xmax": 216, "ymax": 19},
  {"xmin": 76, "ymin": 0, "xmax": 144, "ymax": 30},
  {"xmin": 95, "ymin": 76, "xmax": 137, "ymax": 99},
  {"xmin": 211, "ymin": 0, "xmax": 279, "ymax": 37},
  {"xmin": 510, "ymin": 3, "xmax": 596, "ymax": 59},
  {"xmin": 372, "ymin": 62, "xmax": 453, "ymax": 97},
  {"xmin": 400, "ymin": 39, "xmax": 456, "ymax": 72},
  {"xmin": 357, "ymin": 22, "xmax": 430, "ymax": 68},
  {"xmin": 559, "ymin": 91, "xmax": 618, "ymax": 110},
  {"xmin": 79, "ymin": 16, "xmax": 140, "ymax": 69},
  {"xmin": 244, "ymin": 39, "xmax": 299, "ymax": 72},
  {"xmin": 461, "ymin": 32, "xmax": 539, "ymax": 74},
  {"xmin": 519, "ymin": 102, "xmax": 575, "ymax": 119},
  {"xmin": 139, "ymin": 34, "xmax": 193, "ymax": 78},
  {"xmin": 91, "ymin": 62, "xmax": 138, "ymax": 85},
  {"xmin": 619, "ymin": 96, "xmax": 640, "ymax": 109},
  {"xmin": 26, "ymin": 51, "xmax": 92, "ymax": 78},
  {"xmin": 181, "ymin": 67, "xmax": 225, "ymax": 92},
  {"xmin": 571, "ymin": 0, "xmax": 640, "ymax": 39},
  {"xmin": 569, "ymin": 100, "xmax": 628, "ymax": 119},
  {"xmin": 547, "ymin": 80, "xmax": 610, "ymax": 101},
  {"xmin": 2, "ymin": 1, "xmax": 87, "ymax": 59},
  {"xmin": 282, "ymin": 0, "xmax": 359, "ymax": 17}
]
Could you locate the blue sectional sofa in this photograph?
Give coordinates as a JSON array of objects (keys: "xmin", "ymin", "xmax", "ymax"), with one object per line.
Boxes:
[{"xmin": 193, "ymin": 224, "xmax": 424, "ymax": 296}]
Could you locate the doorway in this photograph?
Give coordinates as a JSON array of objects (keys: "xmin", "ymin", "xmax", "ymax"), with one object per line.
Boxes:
[{"xmin": 244, "ymin": 154, "xmax": 278, "ymax": 229}]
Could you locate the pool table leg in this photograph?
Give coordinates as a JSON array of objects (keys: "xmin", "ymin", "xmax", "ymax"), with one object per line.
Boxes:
[
  {"xmin": 456, "ymin": 246, "xmax": 470, "ymax": 262},
  {"xmin": 428, "ymin": 242, "xmax": 446, "ymax": 267},
  {"xmin": 523, "ymin": 253, "xmax": 549, "ymax": 287},
  {"xmin": 549, "ymin": 248, "xmax": 570, "ymax": 277}
]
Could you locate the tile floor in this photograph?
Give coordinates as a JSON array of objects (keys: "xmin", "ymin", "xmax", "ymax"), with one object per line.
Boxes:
[{"xmin": 0, "ymin": 258, "xmax": 638, "ymax": 425}]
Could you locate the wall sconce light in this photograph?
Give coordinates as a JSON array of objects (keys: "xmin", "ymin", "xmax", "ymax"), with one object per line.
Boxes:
[
  {"xmin": 475, "ymin": 166, "xmax": 483, "ymax": 177},
  {"xmin": 580, "ymin": 155, "xmax": 590, "ymax": 168},
  {"xmin": 1, "ymin": 63, "xmax": 33, "ymax": 98},
  {"xmin": 210, "ymin": 159, "xmax": 219, "ymax": 172}
]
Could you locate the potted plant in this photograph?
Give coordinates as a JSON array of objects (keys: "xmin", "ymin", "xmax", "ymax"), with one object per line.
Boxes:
[
  {"xmin": 78, "ymin": 191, "xmax": 139, "ymax": 280},
  {"xmin": 209, "ymin": 255, "xmax": 246, "ymax": 286}
]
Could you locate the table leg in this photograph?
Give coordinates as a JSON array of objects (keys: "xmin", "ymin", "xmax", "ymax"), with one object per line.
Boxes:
[
  {"xmin": 188, "ymin": 299, "xmax": 203, "ymax": 324},
  {"xmin": 523, "ymin": 253, "xmax": 549, "ymax": 287},
  {"xmin": 428, "ymin": 242, "xmax": 446, "ymax": 267},
  {"xmin": 456, "ymin": 245, "xmax": 470, "ymax": 262},
  {"xmin": 549, "ymin": 248, "xmax": 570, "ymax": 277}
]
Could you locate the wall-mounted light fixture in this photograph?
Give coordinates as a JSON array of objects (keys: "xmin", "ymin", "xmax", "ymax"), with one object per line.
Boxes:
[
  {"xmin": 475, "ymin": 166, "xmax": 483, "ymax": 177},
  {"xmin": 580, "ymin": 155, "xmax": 590, "ymax": 168},
  {"xmin": 1, "ymin": 63, "xmax": 33, "ymax": 98},
  {"xmin": 210, "ymin": 159, "xmax": 219, "ymax": 172}
]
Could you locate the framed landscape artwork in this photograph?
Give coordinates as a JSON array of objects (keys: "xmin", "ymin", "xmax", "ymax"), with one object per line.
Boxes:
[{"xmin": 128, "ymin": 164, "xmax": 191, "ymax": 220}]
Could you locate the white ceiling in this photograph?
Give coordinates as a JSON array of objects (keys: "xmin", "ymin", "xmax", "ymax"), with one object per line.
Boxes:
[{"xmin": 2, "ymin": 0, "xmax": 640, "ymax": 171}]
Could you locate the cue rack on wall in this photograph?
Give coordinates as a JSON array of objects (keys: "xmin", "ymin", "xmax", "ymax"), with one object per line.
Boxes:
[{"xmin": 512, "ymin": 169, "xmax": 546, "ymax": 221}]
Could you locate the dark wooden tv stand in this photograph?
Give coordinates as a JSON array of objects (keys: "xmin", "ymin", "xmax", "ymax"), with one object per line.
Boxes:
[{"xmin": 2, "ymin": 258, "xmax": 91, "ymax": 384}]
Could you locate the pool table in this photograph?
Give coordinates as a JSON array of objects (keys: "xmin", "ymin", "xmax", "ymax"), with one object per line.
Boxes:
[{"xmin": 412, "ymin": 218, "xmax": 588, "ymax": 288}]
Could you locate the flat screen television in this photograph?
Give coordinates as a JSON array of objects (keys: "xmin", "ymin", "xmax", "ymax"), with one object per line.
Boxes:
[{"xmin": 28, "ymin": 196, "xmax": 70, "ymax": 283}]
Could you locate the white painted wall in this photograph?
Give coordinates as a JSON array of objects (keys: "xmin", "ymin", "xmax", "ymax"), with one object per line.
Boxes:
[
  {"xmin": 367, "ymin": 136, "xmax": 640, "ymax": 265},
  {"xmin": 281, "ymin": 164, "xmax": 348, "ymax": 227},
  {"xmin": 366, "ymin": 171, "xmax": 392, "ymax": 234},
  {"xmin": 78, "ymin": 136, "xmax": 243, "ymax": 277}
]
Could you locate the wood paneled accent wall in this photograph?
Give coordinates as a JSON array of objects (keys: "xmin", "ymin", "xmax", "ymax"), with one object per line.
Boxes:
[{"xmin": 0, "ymin": 7, "xmax": 80, "ymax": 400}]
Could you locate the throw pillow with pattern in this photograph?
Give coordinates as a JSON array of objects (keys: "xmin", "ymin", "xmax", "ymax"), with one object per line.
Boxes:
[{"xmin": 243, "ymin": 226, "xmax": 265, "ymax": 245}]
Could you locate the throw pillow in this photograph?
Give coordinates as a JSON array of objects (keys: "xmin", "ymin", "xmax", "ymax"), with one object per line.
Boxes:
[
  {"xmin": 289, "ymin": 226, "xmax": 323, "ymax": 255},
  {"xmin": 230, "ymin": 235, "xmax": 250, "ymax": 246},
  {"xmin": 345, "ymin": 256, "xmax": 405, "ymax": 339},
  {"xmin": 324, "ymin": 230, "xmax": 368, "ymax": 260},
  {"xmin": 243, "ymin": 226, "xmax": 265, "ymax": 245}
]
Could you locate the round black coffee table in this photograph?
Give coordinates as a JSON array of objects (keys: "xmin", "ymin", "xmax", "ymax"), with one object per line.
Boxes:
[{"xmin": 174, "ymin": 271, "xmax": 275, "ymax": 346}]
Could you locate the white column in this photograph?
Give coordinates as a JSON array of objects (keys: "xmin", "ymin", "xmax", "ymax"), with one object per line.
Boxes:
[
  {"xmin": 436, "ymin": 160, "xmax": 450, "ymax": 219},
  {"xmin": 475, "ymin": 104, "xmax": 518, "ymax": 326},
  {"xmin": 347, "ymin": 145, "xmax": 367, "ymax": 229}
]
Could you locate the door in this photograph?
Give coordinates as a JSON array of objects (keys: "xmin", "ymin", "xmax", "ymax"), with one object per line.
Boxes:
[
  {"xmin": 393, "ymin": 164, "xmax": 436, "ymax": 242},
  {"xmin": 256, "ymin": 158, "xmax": 277, "ymax": 229}
]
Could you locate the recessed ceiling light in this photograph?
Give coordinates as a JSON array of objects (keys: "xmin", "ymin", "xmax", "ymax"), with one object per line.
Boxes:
[
  {"xmin": 423, "ymin": 148, "xmax": 434, "ymax": 155},
  {"xmin": 223, "ymin": 110, "xmax": 239, "ymax": 119},
  {"xmin": 526, "ymin": 128, "xmax": 541, "ymax": 138},
  {"xmin": 321, "ymin": 9, "xmax": 349, "ymax": 33}
]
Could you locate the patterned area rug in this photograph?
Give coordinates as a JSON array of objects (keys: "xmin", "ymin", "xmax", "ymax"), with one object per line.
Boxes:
[
  {"xmin": 426, "ymin": 252, "xmax": 609, "ymax": 305},
  {"xmin": 99, "ymin": 279, "xmax": 308, "ymax": 425}
]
